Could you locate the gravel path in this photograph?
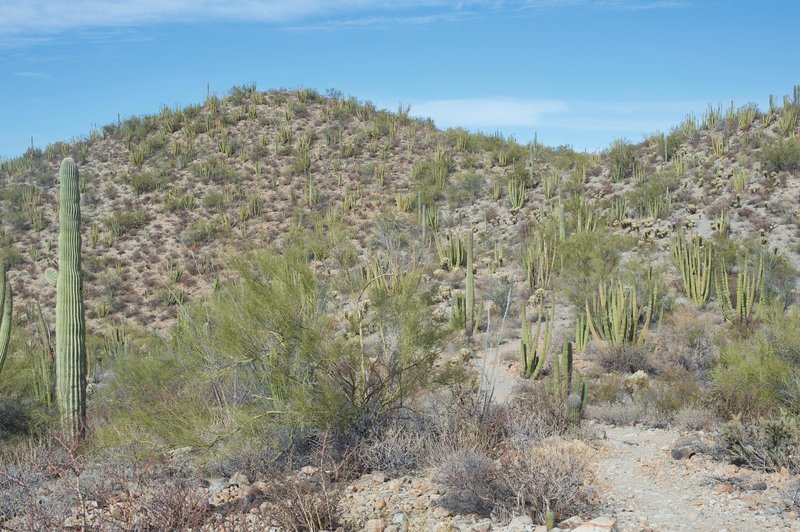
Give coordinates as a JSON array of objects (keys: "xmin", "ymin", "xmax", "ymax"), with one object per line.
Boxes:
[{"xmin": 593, "ymin": 424, "xmax": 799, "ymax": 531}]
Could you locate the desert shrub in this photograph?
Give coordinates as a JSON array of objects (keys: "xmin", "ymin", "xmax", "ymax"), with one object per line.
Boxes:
[
  {"xmin": 721, "ymin": 413, "xmax": 800, "ymax": 473},
  {"xmin": 129, "ymin": 171, "xmax": 167, "ymax": 196},
  {"xmin": 104, "ymin": 209, "xmax": 148, "ymax": 237},
  {"xmin": 500, "ymin": 439, "xmax": 594, "ymax": 521},
  {"xmin": 556, "ymin": 231, "xmax": 628, "ymax": 308},
  {"xmin": 626, "ymin": 172, "xmax": 679, "ymax": 218},
  {"xmin": 711, "ymin": 307, "xmax": 800, "ymax": 420},
  {"xmin": 761, "ymin": 251, "xmax": 797, "ymax": 308},
  {"xmin": 607, "ymin": 139, "xmax": 638, "ymax": 180},
  {"xmin": 181, "ymin": 218, "xmax": 228, "ymax": 244},
  {"xmin": 759, "ymin": 137, "xmax": 800, "ymax": 173},
  {"xmin": 586, "ymin": 401, "xmax": 648, "ymax": 426},
  {"xmin": 434, "ymin": 447, "xmax": 503, "ymax": 516},
  {"xmin": 446, "ymin": 171, "xmax": 485, "ymax": 207},
  {"xmin": 657, "ymin": 306, "xmax": 718, "ymax": 381},
  {"xmin": 504, "ymin": 383, "xmax": 572, "ymax": 444},
  {"xmin": 664, "ymin": 127, "xmax": 688, "ymax": 159},
  {"xmin": 599, "ymin": 345, "xmax": 654, "ymax": 374},
  {"xmin": 587, "ymin": 369, "xmax": 703, "ymax": 427}
]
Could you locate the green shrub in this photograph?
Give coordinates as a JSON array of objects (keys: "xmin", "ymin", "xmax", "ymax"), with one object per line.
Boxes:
[
  {"xmin": 181, "ymin": 218, "xmax": 228, "ymax": 244},
  {"xmin": 104, "ymin": 210, "xmax": 148, "ymax": 237},
  {"xmin": 557, "ymin": 231, "xmax": 629, "ymax": 308},
  {"xmin": 607, "ymin": 139, "xmax": 638, "ymax": 180},
  {"xmin": 759, "ymin": 137, "xmax": 800, "ymax": 173},
  {"xmin": 711, "ymin": 306, "xmax": 800, "ymax": 419}
]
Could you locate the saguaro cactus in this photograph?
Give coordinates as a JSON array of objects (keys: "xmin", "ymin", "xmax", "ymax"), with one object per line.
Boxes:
[
  {"xmin": 49, "ymin": 158, "xmax": 87, "ymax": 438},
  {"xmin": 0, "ymin": 266, "xmax": 13, "ymax": 376}
]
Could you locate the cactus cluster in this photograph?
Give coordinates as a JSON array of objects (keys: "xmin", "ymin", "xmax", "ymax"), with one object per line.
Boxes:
[
  {"xmin": 451, "ymin": 232, "xmax": 482, "ymax": 337},
  {"xmin": 545, "ymin": 342, "xmax": 588, "ymax": 426},
  {"xmin": 508, "ymin": 178, "xmax": 526, "ymax": 210},
  {"xmin": 671, "ymin": 231, "xmax": 713, "ymax": 307},
  {"xmin": 520, "ymin": 301, "xmax": 553, "ymax": 379},
  {"xmin": 585, "ymin": 276, "xmax": 657, "ymax": 348},
  {"xmin": 716, "ymin": 254, "xmax": 764, "ymax": 325},
  {"xmin": 434, "ymin": 230, "xmax": 467, "ymax": 270},
  {"xmin": 522, "ymin": 229, "xmax": 557, "ymax": 291}
]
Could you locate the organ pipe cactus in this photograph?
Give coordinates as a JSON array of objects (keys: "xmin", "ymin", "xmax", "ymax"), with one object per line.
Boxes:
[
  {"xmin": 545, "ymin": 341, "xmax": 588, "ymax": 425},
  {"xmin": 0, "ymin": 265, "xmax": 13, "ymax": 376},
  {"xmin": 585, "ymin": 277, "xmax": 656, "ymax": 347},
  {"xmin": 716, "ymin": 254, "xmax": 764, "ymax": 326},
  {"xmin": 671, "ymin": 231, "xmax": 713, "ymax": 307},
  {"xmin": 520, "ymin": 301, "xmax": 552, "ymax": 379},
  {"xmin": 50, "ymin": 158, "xmax": 87, "ymax": 439}
]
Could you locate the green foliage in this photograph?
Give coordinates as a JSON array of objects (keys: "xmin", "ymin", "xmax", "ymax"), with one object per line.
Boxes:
[
  {"xmin": 759, "ymin": 137, "xmax": 800, "ymax": 173},
  {"xmin": 104, "ymin": 210, "xmax": 148, "ymax": 237},
  {"xmin": 607, "ymin": 139, "xmax": 638, "ymax": 181},
  {"xmin": 557, "ymin": 231, "xmax": 628, "ymax": 308},
  {"xmin": 129, "ymin": 171, "xmax": 167, "ymax": 196},
  {"xmin": 95, "ymin": 247, "xmax": 443, "ymax": 453},
  {"xmin": 544, "ymin": 342, "xmax": 588, "ymax": 426},
  {"xmin": 626, "ymin": 172, "xmax": 678, "ymax": 219},
  {"xmin": 181, "ymin": 218, "xmax": 229, "ymax": 244},
  {"xmin": 712, "ymin": 305, "xmax": 800, "ymax": 419}
]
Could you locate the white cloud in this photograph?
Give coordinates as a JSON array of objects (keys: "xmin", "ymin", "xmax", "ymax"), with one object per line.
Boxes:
[
  {"xmin": 0, "ymin": 1, "xmax": 687, "ymax": 36},
  {"xmin": 410, "ymin": 98, "xmax": 568, "ymax": 128}
]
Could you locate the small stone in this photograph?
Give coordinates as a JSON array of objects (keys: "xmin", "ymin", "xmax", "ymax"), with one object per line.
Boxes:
[
  {"xmin": 671, "ymin": 435, "xmax": 701, "ymax": 460},
  {"xmin": 433, "ymin": 506, "xmax": 452, "ymax": 518},
  {"xmin": 558, "ymin": 516, "xmax": 584, "ymax": 529},
  {"xmin": 364, "ymin": 518, "xmax": 386, "ymax": 532},
  {"xmin": 372, "ymin": 472, "xmax": 386, "ymax": 483},
  {"xmin": 388, "ymin": 479, "xmax": 403, "ymax": 491},
  {"xmin": 229, "ymin": 471, "xmax": 250, "ymax": 486},
  {"xmin": 574, "ymin": 515, "xmax": 618, "ymax": 531},
  {"xmin": 374, "ymin": 499, "xmax": 387, "ymax": 510}
]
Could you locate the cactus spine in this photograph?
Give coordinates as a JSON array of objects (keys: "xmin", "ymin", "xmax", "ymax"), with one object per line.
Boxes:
[
  {"xmin": 0, "ymin": 266, "xmax": 13, "ymax": 376},
  {"xmin": 54, "ymin": 158, "xmax": 87, "ymax": 439}
]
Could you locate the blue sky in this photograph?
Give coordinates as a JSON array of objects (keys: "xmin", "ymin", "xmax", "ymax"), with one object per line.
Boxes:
[{"xmin": 1, "ymin": 1, "xmax": 798, "ymax": 158}]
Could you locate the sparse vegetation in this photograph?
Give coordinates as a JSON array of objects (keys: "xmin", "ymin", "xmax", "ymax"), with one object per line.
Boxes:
[{"xmin": 2, "ymin": 84, "xmax": 800, "ymax": 529}]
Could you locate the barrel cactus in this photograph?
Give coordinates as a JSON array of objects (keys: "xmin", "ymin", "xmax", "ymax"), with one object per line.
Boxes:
[{"xmin": 50, "ymin": 158, "xmax": 87, "ymax": 438}]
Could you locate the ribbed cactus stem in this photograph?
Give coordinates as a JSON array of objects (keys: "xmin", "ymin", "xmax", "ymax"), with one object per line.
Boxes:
[
  {"xmin": 466, "ymin": 231, "xmax": 474, "ymax": 337},
  {"xmin": 0, "ymin": 266, "xmax": 13, "ymax": 376},
  {"xmin": 55, "ymin": 158, "xmax": 87, "ymax": 439}
]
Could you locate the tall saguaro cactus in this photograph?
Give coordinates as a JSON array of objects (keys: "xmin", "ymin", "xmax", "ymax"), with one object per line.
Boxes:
[
  {"xmin": 49, "ymin": 158, "xmax": 87, "ymax": 438},
  {"xmin": 0, "ymin": 266, "xmax": 13, "ymax": 376}
]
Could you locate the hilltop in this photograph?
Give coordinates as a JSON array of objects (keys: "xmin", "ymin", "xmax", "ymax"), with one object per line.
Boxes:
[{"xmin": 2, "ymin": 85, "xmax": 800, "ymax": 530}]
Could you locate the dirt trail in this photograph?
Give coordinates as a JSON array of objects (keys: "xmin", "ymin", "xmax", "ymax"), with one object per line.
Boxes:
[
  {"xmin": 472, "ymin": 337, "xmax": 799, "ymax": 531},
  {"xmin": 593, "ymin": 424, "xmax": 798, "ymax": 531}
]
